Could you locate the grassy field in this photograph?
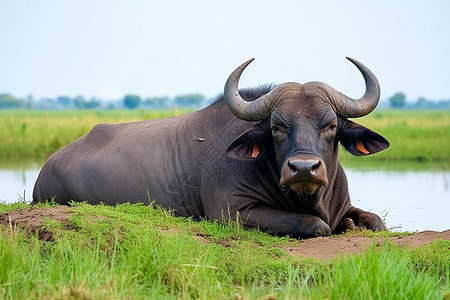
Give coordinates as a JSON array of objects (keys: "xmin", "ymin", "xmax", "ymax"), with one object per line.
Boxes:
[
  {"xmin": 0, "ymin": 109, "xmax": 191, "ymax": 159},
  {"xmin": 1, "ymin": 109, "xmax": 449, "ymax": 166},
  {"xmin": 0, "ymin": 202, "xmax": 449, "ymax": 299}
]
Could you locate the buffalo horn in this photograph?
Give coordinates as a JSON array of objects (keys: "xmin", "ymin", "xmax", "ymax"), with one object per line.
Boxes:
[
  {"xmin": 306, "ymin": 57, "xmax": 381, "ymax": 118},
  {"xmin": 223, "ymin": 58, "xmax": 277, "ymax": 121}
]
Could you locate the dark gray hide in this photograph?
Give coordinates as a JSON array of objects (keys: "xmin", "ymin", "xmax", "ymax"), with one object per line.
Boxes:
[{"xmin": 33, "ymin": 59, "xmax": 389, "ymax": 238}]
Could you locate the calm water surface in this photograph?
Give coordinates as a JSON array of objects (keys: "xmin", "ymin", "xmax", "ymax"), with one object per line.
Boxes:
[
  {"xmin": 346, "ymin": 168, "xmax": 449, "ymax": 232},
  {"xmin": 1, "ymin": 162, "xmax": 448, "ymax": 232}
]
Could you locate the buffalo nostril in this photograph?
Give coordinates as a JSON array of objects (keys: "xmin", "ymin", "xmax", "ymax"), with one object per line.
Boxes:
[
  {"xmin": 288, "ymin": 160, "xmax": 321, "ymax": 175},
  {"xmin": 310, "ymin": 160, "xmax": 321, "ymax": 171},
  {"xmin": 288, "ymin": 161, "xmax": 298, "ymax": 174}
]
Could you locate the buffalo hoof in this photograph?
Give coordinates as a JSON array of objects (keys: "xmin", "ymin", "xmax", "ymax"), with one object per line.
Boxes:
[
  {"xmin": 315, "ymin": 226, "xmax": 331, "ymax": 237},
  {"xmin": 354, "ymin": 212, "xmax": 386, "ymax": 231},
  {"xmin": 342, "ymin": 217, "xmax": 356, "ymax": 232},
  {"xmin": 304, "ymin": 217, "xmax": 331, "ymax": 238}
]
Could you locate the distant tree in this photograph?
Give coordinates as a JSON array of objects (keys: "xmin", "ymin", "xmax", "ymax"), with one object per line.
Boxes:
[
  {"xmin": 145, "ymin": 96, "xmax": 170, "ymax": 109},
  {"xmin": 57, "ymin": 96, "xmax": 72, "ymax": 107},
  {"xmin": 415, "ymin": 97, "xmax": 427, "ymax": 109},
  {"xmin": 124, "ymin": 94, "xmax": 142, "ymax": 109},
  {"xmin": 389, "ymin": 92, "xmax": 406, "ymax": 109},
  {"xmin": 74, "ymin": 96, "xmax": 86, "ymax": 109},
  {"xmin": 74, "ymin": 96, "xmax": 100, "ymax": 109},
  {"xmin": 0, "ymin": 94, "xmax": 21, "ymax": 109},
  {"xmin": 37, "ymin": 98, "xmax": 57, "ymax": 109},
  {"xmin": 25, "ymin": 95, "xmax": 35, "ymax": 109},
  {"xmin": 85, "ymin": 98, "xmax": 101, "ymax": 109},
  {"xmin": 174, "ymin": 93, "xmax": 204, "ymax": 107},
  {"xmin": 105, "ymin": 103, "xmax": 116, "ymax": 110},
  {"xmin": 437, "ymin": 99, "xmax": 450, "ymax": 109}
]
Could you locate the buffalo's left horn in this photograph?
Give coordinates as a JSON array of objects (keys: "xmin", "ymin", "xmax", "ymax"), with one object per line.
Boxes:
[
  {"xmin": 223, "ymin": 58, "xmax": 277, "ymax": 121},
  {"xmin": 308, "ymin": 57, "xmax": 381, "ymax": 118}
]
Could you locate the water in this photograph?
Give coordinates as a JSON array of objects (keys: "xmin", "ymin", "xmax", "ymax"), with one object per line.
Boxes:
[
  {"xmin": 1, "ymin": 162, "xmax": 449, "ymax": 232},
  {"xmin": 0, "ymin": 168, "xmax": 40, "ymax": 202},
  {"xmin": 346, "ymin": 169, "xmax": 449, "ymax": 232}
]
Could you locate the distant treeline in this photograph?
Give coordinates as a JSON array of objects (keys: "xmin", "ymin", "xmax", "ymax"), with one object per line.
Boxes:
[
  {"xmin": 0, "ymin": 93, "xmax": 210, "ymax": 110},
  {"xmin": 380, "ymin": 92, "xmax": 450, "ymax": 110},
  {"xmin": 0, "ymin": 91, "xmax": 449, "ymax": 110}
]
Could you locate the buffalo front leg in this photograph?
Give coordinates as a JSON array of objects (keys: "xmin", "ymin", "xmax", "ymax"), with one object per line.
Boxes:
[
  {"xmin": 339, "ymin": 206, "xmax": 386, "ymax": 232},
  {"xmin": 237, "ymin": 206, "xmax": 331, "ymax": 239}
]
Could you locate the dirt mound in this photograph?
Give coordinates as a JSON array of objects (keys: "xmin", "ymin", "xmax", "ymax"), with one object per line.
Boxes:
[
  {"xmin": 283, "ymin": 230, "xmax": 450, "ymax": 260},
  {"xmin": 0, "ymin": 206, "xmax": 71, "ymax": 241},
  {"xmin": 0, "ymin": 206, "xmax": 448, "ymax": 259}
]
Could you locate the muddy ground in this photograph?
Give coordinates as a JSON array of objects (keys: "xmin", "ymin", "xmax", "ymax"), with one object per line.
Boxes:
[{"xmin": 1, "ymin": 206, "xmax": 449, "ymax": 260}]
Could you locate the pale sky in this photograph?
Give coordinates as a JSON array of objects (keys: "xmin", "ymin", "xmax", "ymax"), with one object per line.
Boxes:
[{"xmin": 1, "ymin": 0, "xmax": 449, "ymax": 102}]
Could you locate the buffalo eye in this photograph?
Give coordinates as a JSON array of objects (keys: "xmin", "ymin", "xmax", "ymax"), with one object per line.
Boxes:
[
  {"xmin": 323, "ymin": 121, "xmax": 337, "ymax": 132},
  {"xmin": 271, "ymin": 124, "xmax": 287, "ymax": 134},
  {"xmin": 271, "ymin": 124, "xmax": 287, "ymax": 143},
  {"xmin": 322, "ymin": 121, "xmax": 337, "ymax": 141}
]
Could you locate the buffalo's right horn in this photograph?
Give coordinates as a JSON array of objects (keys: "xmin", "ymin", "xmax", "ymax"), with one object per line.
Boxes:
[{"xmin": 223, "ymin": 58, "xmax": 277, "ymax": 121}]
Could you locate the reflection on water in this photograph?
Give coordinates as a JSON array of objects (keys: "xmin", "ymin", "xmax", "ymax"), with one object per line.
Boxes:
[{"xmin": 1, "ymin": 162, "xmax": 449, "ymax": 232}]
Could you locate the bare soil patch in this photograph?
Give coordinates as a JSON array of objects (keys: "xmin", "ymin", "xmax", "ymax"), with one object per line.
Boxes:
[
  {"xmin": 283, "ymin": 230, "xmax": 450, "ymax": 260},
  {"xmin": 0, "ymin": 206, "xmax": 448, "ymax": 260},
  {"xmin": 0, "ymin": 206, "xmax": 71, "ymax": 241}
]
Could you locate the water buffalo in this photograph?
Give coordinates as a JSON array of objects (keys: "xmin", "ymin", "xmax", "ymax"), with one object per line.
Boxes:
[{"xmin": 33, "ymin": 57, "xmax": 389, "ymax": 238}]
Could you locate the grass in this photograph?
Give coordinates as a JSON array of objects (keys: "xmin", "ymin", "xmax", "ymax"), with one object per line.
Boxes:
[
  {"xmin": 0, "ymin": 202, "xmax": 449, "ymax": 299},
  {"xmin": 0, "ymin": 109, "xmax": 191, "ymax": 159},
  {"xmin": 312, "ymin": 242, "xmax": 449, "ymax": 300},
  {"xmin": 1, "ymin": 109, "xmax": 450, "ymax": 165}
]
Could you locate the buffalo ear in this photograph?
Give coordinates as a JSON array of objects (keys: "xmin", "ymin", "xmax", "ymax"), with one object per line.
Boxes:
[
  {"xmin": 226, "ymin": 123, "xmax": 268, "ymax": 160},
  {"xmin": 339, "ymin": 118, "xmax": 390, "ymax": 156}
]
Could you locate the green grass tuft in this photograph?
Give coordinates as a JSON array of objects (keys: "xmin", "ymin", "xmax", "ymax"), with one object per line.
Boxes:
[{"xmin": 311, "ymin": 241, "xmax": 446, "ymax": 299}]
